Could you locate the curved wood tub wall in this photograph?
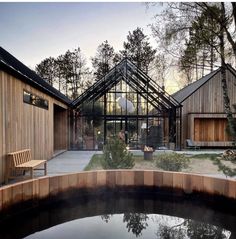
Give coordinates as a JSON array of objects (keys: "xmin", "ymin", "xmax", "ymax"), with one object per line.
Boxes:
[{"xmin": 0, "ymin": 170, "xmax": 235, "ymax": 212}]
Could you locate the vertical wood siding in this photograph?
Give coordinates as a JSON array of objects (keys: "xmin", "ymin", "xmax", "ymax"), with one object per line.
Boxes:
[
  {"xmin": 181, "ymin": 69, "xmax": 236, "ymax": 147},
  {"xmin": 194, "ymin": 118, "xmax": 231, "ymax": 141},
  {"xmin": 0, "ymin": 71, "xmax": 68, "ymax": 184}
]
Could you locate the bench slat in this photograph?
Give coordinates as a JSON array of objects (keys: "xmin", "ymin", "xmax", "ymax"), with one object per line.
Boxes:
[
  {"xmin": 8, "ymin": 149, "xmax": 31, "ymax": 155},
  {"xmin": 6, "ymin": 149, "xmax": 47, "ymax": 183},
  {"xmin": 15, "ymin": 160, "xmax": 46, "ymax": 169}
]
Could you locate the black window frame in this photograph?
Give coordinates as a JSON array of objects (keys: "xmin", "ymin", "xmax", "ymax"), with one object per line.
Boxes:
[{"xmin": 23, "ymin": 90, "xmax": 49, "ymax": 110}]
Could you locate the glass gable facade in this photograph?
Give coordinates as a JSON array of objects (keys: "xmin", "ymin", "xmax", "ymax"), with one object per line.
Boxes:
[{"xmin": 70, "ymin": 59, "xmax": 181, "ymax": 150}]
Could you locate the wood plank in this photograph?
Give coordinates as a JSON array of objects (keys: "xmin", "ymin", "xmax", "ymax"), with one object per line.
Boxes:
[
  {"xmin": 194, "ymin": 118, "xmax": 231, "ymax": 142},
  {"xmin": 15, "ymin": 160, "xmax": 46, "ymax": 168},
  {"xmin": 0, "ymin": 71, "xmax": 3, "ymax": 183}
]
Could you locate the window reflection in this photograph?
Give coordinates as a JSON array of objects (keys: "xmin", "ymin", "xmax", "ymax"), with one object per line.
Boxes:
[{"xmin": 23, "ymin": 90, "xmax": 48, "ymax": 110}]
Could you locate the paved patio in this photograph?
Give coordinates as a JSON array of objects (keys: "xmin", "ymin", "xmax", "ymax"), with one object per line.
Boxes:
[
  {"xmin": 3, "ymin": 151, "xmax": 99, "ymax": 185},
  {"xmin": 47, "ymin": 150, "xmax": 100, "ymax": 176}
]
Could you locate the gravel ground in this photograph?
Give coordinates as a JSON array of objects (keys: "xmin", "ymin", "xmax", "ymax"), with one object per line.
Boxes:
[{"xmin": 133, "ymin": 155, "xmax": 235, "ymax": 179}]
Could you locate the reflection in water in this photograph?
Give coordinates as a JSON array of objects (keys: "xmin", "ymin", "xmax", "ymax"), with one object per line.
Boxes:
[
  {"xmin": 1, "ymin": 192, "xmax": 235, "ymax": 239},
  {"xmin": 123, "ymin": 213, "xmax": 149, "ymax": 237},
  {"xmin": 99, "ymin": 214, "xmax": 230, "ymax": 239},
  {"xmin": 156, "ymin": 217, "xmax": 230, "ymax": 239},
  {"xmin": 156, "ymin": 216, "xmax": 187, "ymax": 239},
  {"xmin": 187, "ymin": 220, "xmax": 229, "ymax": 239},
  {"xmin": 101, "ymin": 214, "xmax": 113, "ymax": 223}
]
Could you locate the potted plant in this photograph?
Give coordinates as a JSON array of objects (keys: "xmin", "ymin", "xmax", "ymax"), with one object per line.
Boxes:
[{"xmin": 142, "ymin": 145, "xmax": 155, "ymax": 160}]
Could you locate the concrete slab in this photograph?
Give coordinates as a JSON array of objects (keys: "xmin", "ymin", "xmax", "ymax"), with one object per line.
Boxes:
[{"xmin": 47, "ymin": 151, "xmax": 100, "ymax": 176}]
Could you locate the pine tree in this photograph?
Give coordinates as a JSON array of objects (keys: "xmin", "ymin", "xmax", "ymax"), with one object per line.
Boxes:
[
  {"xmin": 35, "ymin": 47, "xmax": 91, "ymax": 99},
  {"xmin": 36, "ymin": 57, "xmax": 56, "ymax": 86},
  {"xmin": 92, "ymin": 40, "xmax": 116, "ymax": 80},
  {"xmin": 120, "ymin": 27, "xmax": 156, "ymax": 74},
  {"xmin": 102, "ymin": 137, "xmax": 134, "ymax": 169}
]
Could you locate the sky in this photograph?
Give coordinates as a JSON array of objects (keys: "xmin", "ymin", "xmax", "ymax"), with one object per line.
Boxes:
[
  {"xmin": 0, "ymin": 2, "xmax": 180, "ymax": 92},
  {"xmin": 0, "ymin": 2, "xmax": 158, "ymax": 68}
]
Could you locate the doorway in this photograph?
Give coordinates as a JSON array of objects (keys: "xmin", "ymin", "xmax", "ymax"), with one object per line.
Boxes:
[{"xmin": 53, "ymin": 104, "xmax": 68, "ymax": 154}]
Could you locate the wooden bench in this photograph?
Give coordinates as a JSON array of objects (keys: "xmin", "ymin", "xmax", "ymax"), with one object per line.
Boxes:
[{"xmin": 6, "ymin": 149, "xmax": 47, "ymax": 183}]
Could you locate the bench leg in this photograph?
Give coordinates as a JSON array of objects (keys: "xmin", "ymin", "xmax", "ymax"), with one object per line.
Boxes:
[
  {"xmin": 5, "ymin": 170, "xmax": 9, "ymax": 184},
  {"xmin": 44, "ymin": 163, "xmax": 47, "ymax": 176},
  {"xmin": 5, "ymin": 162, "xmax": 11, "ymax": 184},
  {"xmin": 30, "ymin": 168, "xmax": 34, "ymax": 179}
]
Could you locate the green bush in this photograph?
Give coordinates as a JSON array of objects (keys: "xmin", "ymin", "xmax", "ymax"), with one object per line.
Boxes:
[
  {"xmin": 213, "ymin": 151, "xmax": 236, "ymax": 177},
  {"xmin": 102, "ymin": 137, "xmax": 134, "ymax": 169},
  {"xmin": 155, "ymin": 153, "xmax": 190, "ymax": 172}
]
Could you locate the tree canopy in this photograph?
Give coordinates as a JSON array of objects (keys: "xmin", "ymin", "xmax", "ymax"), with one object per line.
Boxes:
[
  {"xmin": 120, "ymin": 27, "xmax": 156, "ymax": 74},
  {"xmin": 36, "ymin": 47, "xmax": 91, "ymax": 99}
]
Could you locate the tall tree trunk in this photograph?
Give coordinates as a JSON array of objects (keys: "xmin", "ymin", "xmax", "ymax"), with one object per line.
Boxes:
[
  {"xmin": 194, "ymin": 43, "xmax": 198, "ymax": 81},
  {"xmin": 220, "ymin": 3, "xmax": 236, "ymax": 145},
  {"xmin": 210, "ymin": 43, "xmax": 214, "ymax": 71},
  {"xmin": 202, "ymin": 47, "xmax": 205, "ymax": 77},
  {"xmin": 195, "ymin": 55, "xmax": 198, "ymax": 81},
  {"xmin": 231, "ymin": 2, "xmax": 236, "ymax": 31},
  {"xmin": 58, "ymin": 75, "xmax": 61, "ymax": 92},
  {"xmin": 65, "ymin": 78, "xmax": 68, "ymax": 97}
]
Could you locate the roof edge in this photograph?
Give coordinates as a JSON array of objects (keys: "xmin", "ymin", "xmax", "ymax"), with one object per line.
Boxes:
[
  {"xmin": 0, "ymin": 60, "xmax": 71, "ymax": 105},
  {"xmin": 173, "ymin": 68, "xmax": 221, "ymax": 103}
]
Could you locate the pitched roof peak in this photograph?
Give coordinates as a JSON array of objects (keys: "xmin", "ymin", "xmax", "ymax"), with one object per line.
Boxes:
[{"xmin": 172, "ymin": 68, "xmax": 221, "ymax": 103}]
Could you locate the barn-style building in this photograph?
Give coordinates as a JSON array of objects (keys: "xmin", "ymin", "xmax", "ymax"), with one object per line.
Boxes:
[
  {"xmin": 0, "ymin": 47, "xmax": 182, "ymax": 184},
  {"xmin": 173, "ymin": 65, "xmax": 236, "ymax": 148},
  {"xmin": 1, "ymin": 45, "xmax": 236, "ymax": 184},
  {"xmin": 0, "ymin": 47, "xmax": 70, "ymax": 184}
]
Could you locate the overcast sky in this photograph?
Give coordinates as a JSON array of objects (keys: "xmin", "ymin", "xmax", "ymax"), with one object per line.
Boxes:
[{"xmin": 0, "ymin": 2, "xmax": 158, "ymax": 68}]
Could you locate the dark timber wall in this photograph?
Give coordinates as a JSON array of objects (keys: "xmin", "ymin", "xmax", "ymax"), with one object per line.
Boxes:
[{"xmin": 54, "ymin": 105, "xmax": 68, "ymax": 151}]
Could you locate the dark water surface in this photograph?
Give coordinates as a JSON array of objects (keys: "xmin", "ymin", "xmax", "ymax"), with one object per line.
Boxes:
[{"xmin": 0, "ymin": 190, "xmax": 235, "ymax": 239}]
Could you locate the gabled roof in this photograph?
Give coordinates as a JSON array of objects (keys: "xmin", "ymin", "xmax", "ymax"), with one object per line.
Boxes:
[
  {"xmin": 172, "ymin": 68, "xmax": 221, "ymax": 103},
  {"xmin": 226, "ymin": 63, "xmax": 236, "ymax": 78},
  {"xmin": 0, "ymin": 47, "xmax": 71, "ymax": 105},
  {"xmin": 71, "ymin": 58, "xmax": 181, "ymax": 111}
]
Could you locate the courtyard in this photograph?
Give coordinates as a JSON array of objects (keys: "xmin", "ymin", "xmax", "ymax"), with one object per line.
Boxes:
[
  {"xmin": 0, "ymin": 2, "xmax": 236, "ymax": 238},
  {"xmin": 28, "ymin": 149, "xmax": 234, "ymax": 180}
]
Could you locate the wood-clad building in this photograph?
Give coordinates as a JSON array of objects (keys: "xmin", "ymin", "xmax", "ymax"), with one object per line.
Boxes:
[
  {"xmin": 0, "ymin": 47, "xmax": 71, "ymax": 184},
  {"xmin": 2, "ymin": 45, "xmax": 236, "ymax": 183},
  {"xmin": 173, "ymin": 65, "xmax": 236, "ymax": 148}
]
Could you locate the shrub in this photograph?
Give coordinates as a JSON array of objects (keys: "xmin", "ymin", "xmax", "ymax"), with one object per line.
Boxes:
[
  {"xmin": 213, "ymin": 150, "xmax": 236, "ymax": 177},
  {"xmin": 155, "ymin": 153, "xmax": 190, "ymax": 172},
  {"xmin": 102, "ymin": 136, "xmax": 134, "ymax": 169}
]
